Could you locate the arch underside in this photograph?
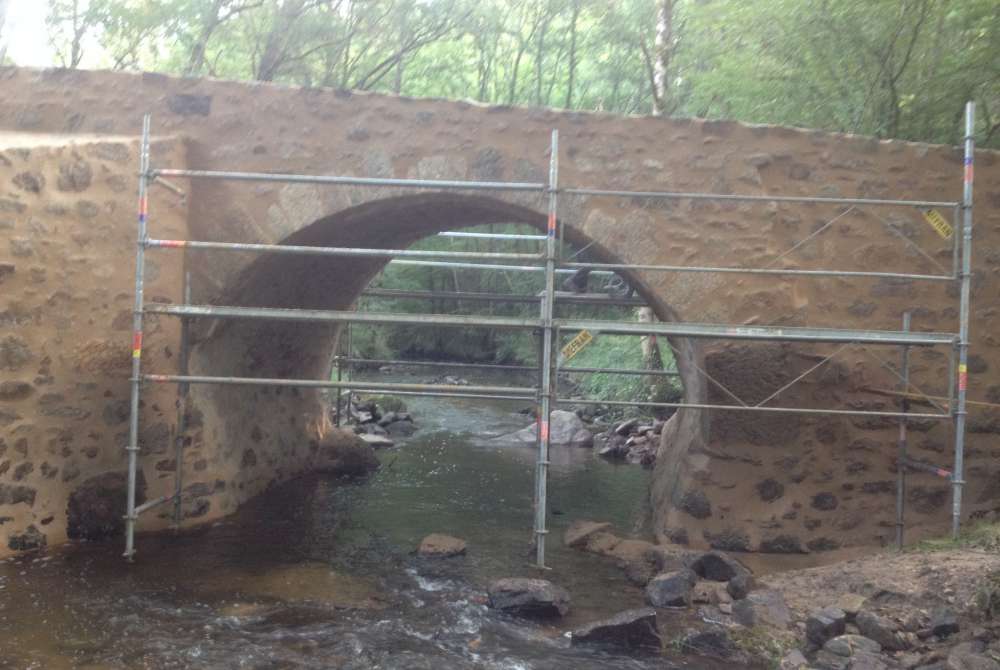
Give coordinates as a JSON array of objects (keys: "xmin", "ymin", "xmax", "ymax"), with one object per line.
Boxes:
[{"xmin": 184, "ymin": 192, "xmax": 704, "ymax": 529}]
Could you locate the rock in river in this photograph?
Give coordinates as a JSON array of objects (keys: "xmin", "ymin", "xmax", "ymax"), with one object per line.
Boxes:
[
  {"xmin": 487, "ymin": 578, "xmax": 570, "ymax": 618},
  {"xmin": 417, "ymin": 533, "xmax": 467, "ymax": 558},
  {"xmin": 645, "ymin": 568, "xmax": 697, "ymax": 608},
  {"xmin": 510, "ymin": 410, "xmax": 593, "ymax": 447},
  {"xmin": 571, "ymin": 608, "xmax": 660, "ymax": 649}
]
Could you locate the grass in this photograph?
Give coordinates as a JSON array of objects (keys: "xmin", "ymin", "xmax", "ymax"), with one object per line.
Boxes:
[{"xmin": 911, "ymin": 519, "xmax": 1000, "ymax": 553}]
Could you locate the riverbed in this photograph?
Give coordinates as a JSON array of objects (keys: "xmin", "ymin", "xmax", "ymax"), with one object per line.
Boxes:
[{"xmin": 0, "ymin": 367, "xmax": 751, "ymax": 668}]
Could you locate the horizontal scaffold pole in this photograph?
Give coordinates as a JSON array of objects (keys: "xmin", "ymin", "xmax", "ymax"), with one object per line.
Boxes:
[
  {"xmin": 362, "ymin": 288, "xmax": 644, "ymax": 307},
  {"xmin": 390, "ymin": 259, "xmax": 615, "ymax": 275},
  {"xmin": 144, "ymin": 374, "xmax": 536, "ymax": 398},
  {"xmin": 439, "ymin": 231, "xmax": 546, "ymax": 241},
  {"xmin": 559, "ymin": 397, "xmax": 949, "ymax": 420},
  {"xmin": 151, "ymin": 168, "xmax": 544, "ymax": 193},
  {"xmin": 560, "ymin": 366, "xmax": 681, "ymax": 377},
  {"xmin": 145, "ymin": 304, "xmax": 954, "ymax": 346},
  {"xmin": 146, "ymin": 238, "xmax": 543, "ymax": 263},
  {"xmin": 562, "ymin": 261, "xmax": 953, "ymax": 283},
  {"xmin": 554, "ymin": 318, "xmax": 956, "ymax": 347},
  {"xmin": 563, "ymin": 187, "xmax": 958, "ymax": 209},
  {"xmin": 341, "ymin": 357, "xmax": 537, "ymax": 372},
  {"xmin": 145, "ymin": 303, "xmax": 543, "ymax": 330}
]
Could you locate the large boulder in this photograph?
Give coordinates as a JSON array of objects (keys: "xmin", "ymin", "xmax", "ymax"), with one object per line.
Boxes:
[
  {"xmin": 645, "ymin": 568, "xmax": 697, "ymax": 608},
  {"xmin": 570, "ymin": 608, "xmax": 660, "ymax": 649},
  {"xmin": 487, "ymin": 578, "xmax": 570, "ymax": 618},
  {"xmin": 806, "ymin": 607, "xmax": 847, "ymax": 646},
  {"xmin": 511, "ymin": 410, "xmax": 593, "ymax": 447}
]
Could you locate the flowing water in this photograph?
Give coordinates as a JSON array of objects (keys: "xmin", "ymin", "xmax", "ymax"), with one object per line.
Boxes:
[{"xmin": 0, "ymin": 367, "xmax": 734, "ymax": 669}]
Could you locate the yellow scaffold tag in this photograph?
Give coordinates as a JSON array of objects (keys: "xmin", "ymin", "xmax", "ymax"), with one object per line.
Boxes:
[
  {"xmin": 922, "ymin": 209, "xmax": 953, "ymax": 239},
  {"xmin": 561, "ymin": 330, "xmax": 594, "ymax": 362}
]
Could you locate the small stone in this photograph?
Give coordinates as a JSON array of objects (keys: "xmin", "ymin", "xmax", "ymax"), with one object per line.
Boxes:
[
  {"xmin": 570, "ymin": 608, "xmax": 660, "ymax": 649},
  {"xmin": 681, "ymin": 627, "xmax": 735, "ymax": 657},
  {"xmin": 779, "ymin": 649, "xmax": 809, "ymax": 669},
  {"xmin": 417, "ymin": 533, "xmax": 466, "ymax": 558},
  {"xmin": 727, "ymin": 572, "xmax": 755, "ymax": 600},
  {"xmin": 807, "ymin": 607, "xmax": 847, "ymax": 645},
  {"xmin": 690, "ymin": 550, "xmax": 751, "ymax": 582},
  {"xmin": 487, "ymin": 578, "xmax": 570, "ymax": 618},
  {"xmin": 563, "ymin": 520, "xmax": 613, "ymax": 548},
  {"xmin": 930, "ymin": 608, "xmax": 959, "ymax": 638},
  {"xmin": 645, "ymin": 568, "xmax": 697, "ymax": 607},
  {"xmin": 856, "ymin": 611, "xmax": 909, "ymax": 651},
  {"xmin": 834, "ymin": 593, "xmax": 867, "ymax": 622},
  {"xmin": 732, "ymin": 590, "xmax": 792, "ymax": 628},
  {"xmin": 358, "ymin": 434, "xmax": 394, "ymax": 448}
]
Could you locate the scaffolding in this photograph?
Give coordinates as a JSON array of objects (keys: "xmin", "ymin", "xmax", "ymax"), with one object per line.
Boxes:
[{"xmin": 123, "ymin": 104, "xmax": 976, "ymax": 565}]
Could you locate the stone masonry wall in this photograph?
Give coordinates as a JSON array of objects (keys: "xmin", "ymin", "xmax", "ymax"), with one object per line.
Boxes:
[{"xmin": 0, "ymin": 66, "xmax": 998, "ymax": 557}]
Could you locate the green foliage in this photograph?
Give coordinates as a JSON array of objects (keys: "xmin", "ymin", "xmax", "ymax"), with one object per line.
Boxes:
[
  {"xmin": 37, "ymin": 0, "xmax": 999, "ymax": 147},
  {"xmin": 563, "ymin": 333, "xmax": 681, "ymax": 405}
]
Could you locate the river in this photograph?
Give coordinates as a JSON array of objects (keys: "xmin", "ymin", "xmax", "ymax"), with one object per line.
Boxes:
[{"xmin": 0, "ymin": 367, "xmax": 731, "ymax": 669}]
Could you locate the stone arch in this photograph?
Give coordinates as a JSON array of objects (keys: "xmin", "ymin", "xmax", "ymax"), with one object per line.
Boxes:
[{"xmin": 184, "ymin": 191, "xmax": 705, "ymax": 523}]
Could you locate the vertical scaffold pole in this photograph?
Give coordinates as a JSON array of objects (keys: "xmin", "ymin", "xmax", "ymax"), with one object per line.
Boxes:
[
  {"xmin": 952, "ymin": 102, "xmax": 975, "ymax": 539},
  {"xmin": 895, "ymin": 312, "xmax": 911, "ymax": 550},
  {"xmin": 534, "ymin": 129, "xmax": 559, "ymax": 569},
  {"xmin": 125, "ymin": 114, "xmax": 152, "ymax": 560},
  {"xmin": 172, "ymin": 271, "xmax": 191, "ymax": 526}
]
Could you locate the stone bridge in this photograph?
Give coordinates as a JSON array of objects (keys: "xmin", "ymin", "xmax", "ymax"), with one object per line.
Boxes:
[{"xmin": 0, "ymin": 66, "xmax": 998, "ymax": 558}]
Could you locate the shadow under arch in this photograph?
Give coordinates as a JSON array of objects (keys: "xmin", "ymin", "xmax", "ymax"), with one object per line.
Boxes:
[{"xmin": 184, "ymin": 192, "xmax": 706, "ymax": 535}]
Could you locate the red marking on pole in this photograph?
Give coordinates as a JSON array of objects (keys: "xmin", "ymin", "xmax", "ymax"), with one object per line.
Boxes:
[
  {"xmin": 132, "ymin": 331, "xmax": 143, "ymax": 359},
  {"xmin": 139, "ymin": 196, "xmax": 148, "ymax": 218},
  {"xmin": 958, "ymin": 371, "xmax": 968, "ymax": 391},
  {"xmin": 159, "ymin": 240, "xmax": 186, "ymax": 248},
  {"xmin": 965, "ymin": 165, "xmax": 974, "ymax": 184},
  {"xmin": 547, "ymin": 212, "xmax": 556, "ymax": 236},
  {"xmin": 539, "ymin": 420, "xmax": 550, "ymax": 442}
]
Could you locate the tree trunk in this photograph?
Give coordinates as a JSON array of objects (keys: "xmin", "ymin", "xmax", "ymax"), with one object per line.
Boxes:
[
  {"xmin": 652, "ymin": 0, "xmax": 674, "ymax": 115},
  {"xmin": 564, "ymin": 0, "xmax": 580, "ymax": 109}
]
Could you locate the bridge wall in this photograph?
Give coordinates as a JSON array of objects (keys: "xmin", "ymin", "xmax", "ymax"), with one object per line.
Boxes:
[{"xmin": 1, "ymin": 67, "xmax": 998, "ymax": 557}]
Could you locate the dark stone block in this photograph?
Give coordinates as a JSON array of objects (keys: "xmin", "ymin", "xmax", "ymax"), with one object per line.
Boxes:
[
  {"xmin": 812, "ymin": 492, "xmax": 839, "ymax": 511},
  {"xmin": 678, "ymin": 489, "xmax": 712, "ymax": 519},
  {"xmin": 56, "ymin": 158, "xmax": 92, "ymax": 191},
  {"xmin": 8, "ymin": 524, "xmax": 46, "ymax": 551},
  {"xmin": 759, "ymin": 534, "xmax": 807, "ymax": 554},
  {"xmin": 0, "ymin": 483, "xmax": 36, "ymax": 506},
  {"xmin": 67, "ymin": 470, "xmax": 147, "ymax": 540},
  {"xmin": 756, "ymin": 478, "xmax": 785, "ymax": 502},
  {"xmin": 167, "ymin": 93, "xmax": 212, "ymax": 116}
]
